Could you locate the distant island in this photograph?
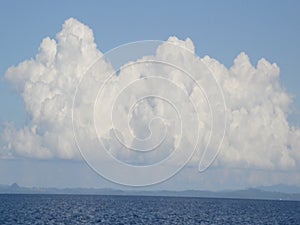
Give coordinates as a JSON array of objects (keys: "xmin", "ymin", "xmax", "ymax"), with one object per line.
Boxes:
[{"xmin": 0, "ymin": 183, "xmax": 299, "ymax": 201}]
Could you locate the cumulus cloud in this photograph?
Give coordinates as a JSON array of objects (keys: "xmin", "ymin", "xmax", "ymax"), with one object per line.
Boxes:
[
  {"xmin": 2, "ymin": 18, "xmax": 102, "ymax": 159},
  {"xmin": 1, "ymin": 18, "xmax": 299, "ymax": 174},
  {"xmin": 204, "ymin": 53, "xmax": 300, "ymax": 170}
]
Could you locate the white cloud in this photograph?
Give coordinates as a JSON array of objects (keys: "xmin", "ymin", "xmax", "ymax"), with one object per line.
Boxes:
[
  {"xmin": 2, "ymin": 18, "xmax": 102, "ymax": 159},
  {"xmin": 1, "ymin": 18, "xmax": 299, "ymax": 176}
]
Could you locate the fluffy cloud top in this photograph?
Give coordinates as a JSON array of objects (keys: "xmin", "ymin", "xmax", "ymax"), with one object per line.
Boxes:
[
  {"xmin": 1, "ymin": 18, "xmax": 299, "ymax": 172},
  {"xmin": 2, "ymin": 18, "xmax": 101, "ymax": 159}
]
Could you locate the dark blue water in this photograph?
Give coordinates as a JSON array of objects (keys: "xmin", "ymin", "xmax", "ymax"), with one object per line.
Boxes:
[{"xmin": 0, "ymin": 194, "xmax": 299, "ymax": 224}]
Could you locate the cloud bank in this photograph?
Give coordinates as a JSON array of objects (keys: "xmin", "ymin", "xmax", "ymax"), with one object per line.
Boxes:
[{"xmin": 1, "ymin": 18, "xmax": 299, "ymax": 173}]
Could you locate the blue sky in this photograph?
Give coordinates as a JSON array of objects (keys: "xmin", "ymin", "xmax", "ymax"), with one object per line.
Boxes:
[{"xmin": 0, "ymin": 1, "xmax": 300, "ymax": 189}]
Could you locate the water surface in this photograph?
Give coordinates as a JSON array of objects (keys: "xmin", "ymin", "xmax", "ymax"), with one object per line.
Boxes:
[{"xmin": 0, "ymin": 194, "xmax": 299, "ymax": 224}]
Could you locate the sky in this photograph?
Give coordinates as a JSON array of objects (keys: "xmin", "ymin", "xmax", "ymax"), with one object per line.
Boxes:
[{"xmin": 0, "ymin": 1, "xmax": 300, "ymax": 190}]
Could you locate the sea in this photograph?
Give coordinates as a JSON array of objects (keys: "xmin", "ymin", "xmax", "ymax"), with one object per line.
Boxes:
[{"xmin": 0, "ymin": 194, "xmax": 299, "ymax": 224}]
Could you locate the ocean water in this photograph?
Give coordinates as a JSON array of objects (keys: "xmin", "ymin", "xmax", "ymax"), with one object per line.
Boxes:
[{"xmin": 0, "ymin": 194, "xmax": 299, "ymax": 224}]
